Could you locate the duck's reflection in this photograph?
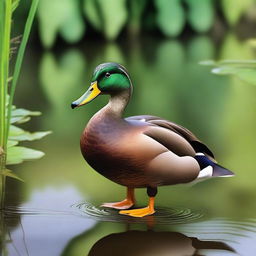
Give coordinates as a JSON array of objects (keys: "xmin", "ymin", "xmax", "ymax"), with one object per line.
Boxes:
[{"xmin": 88, "ymin": 230, "xmax": 234, "ymax": 256}]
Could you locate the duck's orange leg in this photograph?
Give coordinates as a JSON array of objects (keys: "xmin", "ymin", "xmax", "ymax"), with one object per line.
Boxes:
[
  {"xmin": 119, "ymin": 187, "xmax": 157, "ymax": 217},
  {"xmin": 101, "ymin": 187, "xmax": 135, "ymax": 210}
]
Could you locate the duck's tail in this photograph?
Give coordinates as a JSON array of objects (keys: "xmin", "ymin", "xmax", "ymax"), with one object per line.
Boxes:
[{"xmin": 194, "ymin": 153, "xmax": 234, "ymax": 180}]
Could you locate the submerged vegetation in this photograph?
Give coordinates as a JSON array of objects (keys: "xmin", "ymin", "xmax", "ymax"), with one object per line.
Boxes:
[{"xmin": 0, "ymin": 0, "xmax": 50, "ymax": 208}]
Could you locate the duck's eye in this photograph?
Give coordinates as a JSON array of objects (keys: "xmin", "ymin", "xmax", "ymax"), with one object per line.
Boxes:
[{"xmin": 105, "ymin": 72, "xmax": 111, "ymax": 78}]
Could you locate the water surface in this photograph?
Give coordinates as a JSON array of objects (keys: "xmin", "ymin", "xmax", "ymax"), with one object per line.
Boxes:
[{"xmin": 1, "ymin": 33, "xmax": 256, "ymax": 255}]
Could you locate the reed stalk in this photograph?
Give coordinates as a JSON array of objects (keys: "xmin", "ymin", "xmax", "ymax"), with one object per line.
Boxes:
[{"xmin": 0, "ymin": 0, "xmax": 39, "ymax": 209}]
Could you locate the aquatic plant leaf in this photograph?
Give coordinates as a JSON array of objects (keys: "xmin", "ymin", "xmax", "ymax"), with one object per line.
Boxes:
[
  {"xmin": 0, "ymin": 169, "xmax": 24, "ymax": 181},
  {"xmin": 97, "ymin": 0, "xmax": 127, "ymax": 40},
  {"xmin": 9, "ymin": 125, "xmax": 51, "ymax": 141},
  {"xmin": 11, "ymin": 107, "xmax": 40, "ymax": 124},
  {"xmin": 11, "ymin": 108, "xmax": 41, "ymax": 117},
  {"xmin": 155, "ymin": 0, "xmax": 185, "ymax": 37},
  {"xmin": 200, "ymin": 60, "xmax": 256, "ymax": 86},
  {"xmin": 10, "ymin": 106, "xmax": 41, "ymax": 124},
  {"xmin": 212, "ymin": 67, "xmax": 256, "ymax": 85},
  {"xmin": 7, "ymin": 140, "xmax": 18, "ymax": 148},
  {"xmin": 7, "ymin": 146, "xmax": 45, "ymax": 165},
  {"xmin": 59, "ymin": 0, "xmax": 85, "ymax": 43},
  {"xmin": 221, "ymin": 0, "xmax": 254, "ymax": 26},
  {"xmin": 186, "ymin": 0, "xmax": 214, "ymax": 33},
  {"xmin": 11, "ymin": 116, "xmax": 31, "ymax": 124},
  {"xmin": 83, "ymin": 0, "xmax": 102, "ymax": 31}
]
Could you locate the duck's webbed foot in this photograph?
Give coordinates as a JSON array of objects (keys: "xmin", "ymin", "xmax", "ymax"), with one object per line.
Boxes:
[
  {"xmin": 101, "ymin": 199, "xmax": 134, "ymax": 210},
  {"xmin": 119, "ymin": 187, "xmax": 157, "ymax": 217},
  {"xmin": 101, "ymin": 187, "xmax": 135, "ymax": 210},
  {"xmin": 119, "ymin": 203, "xmax": 155, "ymax": 217}
]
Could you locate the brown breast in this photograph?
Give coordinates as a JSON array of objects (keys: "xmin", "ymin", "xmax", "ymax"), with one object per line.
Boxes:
[{"xmin": 80, "ymin": 112, "xmax": 158, "ymax": 187}]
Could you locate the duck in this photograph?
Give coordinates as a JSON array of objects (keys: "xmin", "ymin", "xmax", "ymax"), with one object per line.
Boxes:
[{"xmin": 71, "ymin": 62, "xmax": 234, "ymax": 218}]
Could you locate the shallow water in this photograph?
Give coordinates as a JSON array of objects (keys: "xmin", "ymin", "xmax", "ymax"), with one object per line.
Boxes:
[{"xmin": 1, "ymin": 34, "xmax": 256, "ymax": 255}]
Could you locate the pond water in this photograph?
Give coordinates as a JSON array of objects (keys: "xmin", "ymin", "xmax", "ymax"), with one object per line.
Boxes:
[{"xmin": 1, "ymin": 33, "xmax": 256, "ymax": 255}]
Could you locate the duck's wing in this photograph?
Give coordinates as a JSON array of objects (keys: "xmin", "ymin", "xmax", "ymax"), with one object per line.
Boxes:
[{"xmin": 126, "ymin": 115, "xmax": 215, "ymax": 160}]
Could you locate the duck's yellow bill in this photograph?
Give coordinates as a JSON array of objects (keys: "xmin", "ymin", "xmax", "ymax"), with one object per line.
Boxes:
[{"xmin": 71, "ymin": 81, "xmax": 101, "ymax": 109}]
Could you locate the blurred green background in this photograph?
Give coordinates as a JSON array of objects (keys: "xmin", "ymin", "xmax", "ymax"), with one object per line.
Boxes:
[
  {"xmin": 13, "ymin": 0, "xmax": 256, "ymax": 48},
  {"xmin": 3, "ymin": 1, "xmax": 256, "ymax": 255}
]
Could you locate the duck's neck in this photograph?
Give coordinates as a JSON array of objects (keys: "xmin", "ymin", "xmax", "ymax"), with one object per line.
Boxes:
[{"xmin": 104, "ymin": 88, "xmax": 132, "ymax": 118}]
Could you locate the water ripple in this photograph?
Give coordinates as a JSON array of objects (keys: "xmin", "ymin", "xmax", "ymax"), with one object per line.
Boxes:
[{"xmin": 72, "ymin": 202, "xmax": 204, "ymax": 225}]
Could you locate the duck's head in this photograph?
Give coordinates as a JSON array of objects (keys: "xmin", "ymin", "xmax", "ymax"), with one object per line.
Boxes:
[{"xmin": 71, "ymin": 62, "xmax": 132, "ymax": 109}]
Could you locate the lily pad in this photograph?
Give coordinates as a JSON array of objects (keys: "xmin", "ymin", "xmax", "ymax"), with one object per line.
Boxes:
[{"xmin": 200, "ymin": 60, "xmax": 256, "ymax": 86}]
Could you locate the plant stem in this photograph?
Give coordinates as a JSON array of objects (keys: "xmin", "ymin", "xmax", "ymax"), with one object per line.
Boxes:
[
  {"xmin": 0, "ymin": 153, "xmax": 6, "ymax": 210},
  {"xmin": 6, "ymin": 0, "xmax": 39, "ymax": 146},
  {"xmin": 0, "ymin": 0, "xmax": 12, "ymax": 153}
]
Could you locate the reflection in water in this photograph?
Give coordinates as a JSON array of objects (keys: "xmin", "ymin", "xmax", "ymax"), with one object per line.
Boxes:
[
  {"xmin": 2, "ymin": 200, "xmax": 256, "ymax": 255},
  {"xmin": 88, "ymin": 230, "xmax": 234, "ymax": 256}
]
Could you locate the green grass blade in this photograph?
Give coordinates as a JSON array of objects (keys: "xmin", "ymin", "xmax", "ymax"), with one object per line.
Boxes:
[
  {"xmin": 5, "ymin": 0, "xmax": 39, "ymax": 145},
  {"xmin": 0, "ymin": 0, "xmax": 12, "ymax": 153}
]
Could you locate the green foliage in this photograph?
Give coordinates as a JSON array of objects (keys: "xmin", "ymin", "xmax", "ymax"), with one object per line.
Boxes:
[
  {"xmin": 83, "ymin": 0, "xmax": 102, "ymax": 31},
  {"xmin": 0, "ymin": 168, "xmax": 24, "ymax": 181},
  {"xmin": 38, "ymin": 0, "xmax": 85, "ymax": 48},
  {"xmin": 201, "ymin": 60, "xmax": 256, "ymax": 86},
  {"xmin": 155, "ymin": 0, "xmax": 185, "ymax": 37},
  {"xmin": 99, "ymin": 0, "xmax": 127, "ymax": 40},
  {"xmin": 128, "ymin": 0, "xmax": 146, "ymax": 33},
  {"xmin": 221, "ymin": 0, "xmax": 254, "ymax": 26},
  {"xmin": 84, "ymin": 0, "xmax": 127, "ymax": 41},
  {"xmin": 19, "ymin": 0, "xmax": 254, "ymax": 47},
  {"xmin": 186, "ymin": 0, "xmax": 214, "ymax": 33},
  {"xmin": 7, "ymin": 146, "xmax": 44, "ymax": 165},
  {"xmin": 0, "ymin": 0, "xmax": 49, "ymax": 185},
  {"xmin": 5, "ymin": 104, "xmax": 51, "ymax": 177}
]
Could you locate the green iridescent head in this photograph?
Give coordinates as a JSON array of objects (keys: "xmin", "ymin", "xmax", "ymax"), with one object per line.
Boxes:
[
  {"xmin": 92, "ymin": 62, "xmax": 131, "ymax": 93},
  {"xmin": 71, "ymin": 62, "xmax": 132, "ymax": 109}
]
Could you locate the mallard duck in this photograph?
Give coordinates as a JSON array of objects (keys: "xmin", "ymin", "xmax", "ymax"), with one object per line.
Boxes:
[{"xmin": 71, "ymin": 62, "xmax": 234, "ymax": 217}]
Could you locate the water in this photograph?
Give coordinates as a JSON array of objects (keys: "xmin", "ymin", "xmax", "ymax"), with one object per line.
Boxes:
[{"xmin": 1, "ymin": 34, "xmax": 256, "ymax": 255}]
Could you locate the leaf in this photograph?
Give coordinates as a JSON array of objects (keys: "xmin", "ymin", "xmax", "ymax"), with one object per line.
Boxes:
[
  {"xmin": 9, "ymin": 125, "xmax": 52, "ymax": 141},
  {"xmin": 11, "ymin": 107, "xmax": 40, "ymax": 124},
  {"xmin": 155, "ymin": 0, "xmax": 185, "ymax": 37},
  {"xmin": 200, "ymin": 60, "xmax": 256, "ymax": 86},
  {"xmin": 7, "ymin": 146, "xmax": 45, "ymax": 165},
  {"xmin": 9, "ymin": 125, "xmax": 24, "ymax": 136},
  {"xmin": 59, "ymin": 0, "xmax": 85, "ymax": 43},
  {"xmin": 38, "ymin": 0, "xmax": 72, "ymax": 48},
  {"xmin": 221, "ymin": 0, "xmax": 254, "ymax": 26},
  {"xmin": 11, "ymin": 116, "xmax": 31, "ymax": 124},
  {"xmin": 0, "ymin": 169, "xmax": 24, "ymax": 182},
  {"xmin": 11, "ymin": 108, "xmax": 41, "ymax": 117},
  {"xmin": 186, "ymin": 0, "xmax": 214, "ymax": 33},
  {"xmin": 7, "ymin": 140, "xmax": 18, "ymax": 148},
  {"xmin": 12, "ymin": 0, "xmax": 20, "ymax": 12},
  {"xmin": 83, "ymin": 0, "xmax": 102, "ymax": 31},
  {"xmin": 97, "ymin": 0, "xmax": 127, "ymax": 40}
]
